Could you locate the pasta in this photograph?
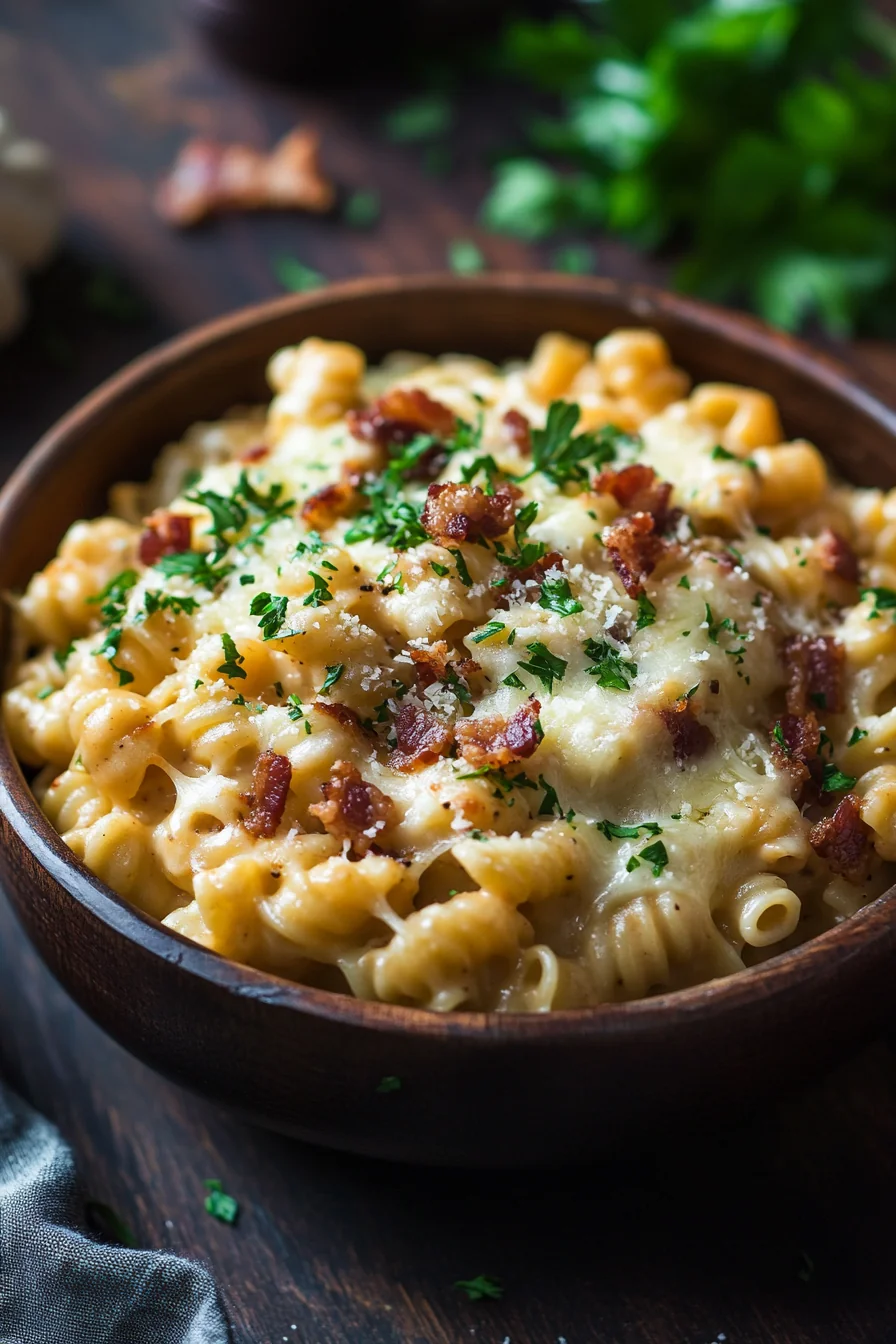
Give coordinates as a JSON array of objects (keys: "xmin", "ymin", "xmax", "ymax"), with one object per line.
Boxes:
[{"xmin": 5, "ymin": 327, "xmax": 895, "ymax": 1011}]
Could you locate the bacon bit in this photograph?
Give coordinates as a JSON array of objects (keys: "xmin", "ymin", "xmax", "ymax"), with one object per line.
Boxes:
[
  {"xmin": 604, "ymin": 512, "xmax": 673, "ymax": 598},
  {"xmin": 301, "ymin": 479, "xmax": 359, "ymax": 529},
  {"xmin": 240, "ymin": 443, "xmax": 270, "ymax": 464},
  {"xmin": 138, "ymin": 513, "xmax": 193, "ymax": 566},
  {"xmin": 244, "ymin": 751, "xmax": 292, "ymax": 838},
  {"xmin": 408, "ymin": 642, "xmax": 480, "ymax": 692},
  {"xmin": 816, "ymin": 528, "xmax": 859, "ymax": 585},
  {"xmin": 783, "ymin": 635, "xmax": 845, "ymax": 716},
  {"xmin": 313, "ymin": 700, "xmax": 371, "ymax": 736},
  {"xmin": 770, "ymin": 712, "xmax": 822, "ymax": 799},
  {"xmin": 154, "ymin": 128, "xmax": 334, "ymax": 227},
  {"xmin": 594, "ymin": 464, "xmax": 674, "ymax": 527},
  {"xmin": 496, "ymin": 549, "xmax": 565, "ymax": 609},
  {"xmin": 657, "ymin": 699, "xmax": 714, "ymax": 767},
  {"xmin": 810, "ymin": 793, "xmax": 874, "ymax": 883},
  {"xmin": 421, "ymin": 481, "xmax": 521, "ymax": 545},
  {"xmin": 388, "ymin": 703, "xmax": 453, "ymax": 772},
  {"xmin": 709, "ymin": 679, "xmax": 720, "ymax": 695},
  {"xmin": 455, "ymin": 700, "xmax": 543, "ymax": 771},
  {"xmin": 347, "ymin": 387, "xmax": 457, "ymax": 452},
  {"xmin": 309, "ymin": 761, "xmax": 396, "ymax": 857},
  {"xmin": 502, "ymin": 408, "xmax": 532, "ymax": 455}
]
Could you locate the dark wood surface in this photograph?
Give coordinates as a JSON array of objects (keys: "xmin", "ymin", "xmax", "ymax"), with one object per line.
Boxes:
[{"xmin": 1, "ymin": 1, "xmax": 896, "ymax": 1340}]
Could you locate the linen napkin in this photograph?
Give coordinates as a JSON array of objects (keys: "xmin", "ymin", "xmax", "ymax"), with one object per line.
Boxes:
[{"xmin": 0, "ymin": 1083, "xmax": 232, "ymax": 1343}]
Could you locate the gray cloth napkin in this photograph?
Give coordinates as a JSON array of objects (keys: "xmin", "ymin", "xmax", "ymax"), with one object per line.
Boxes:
[{"xmin": 0, "ymin": 1085, "xmax": 232, "ymax": 1343}]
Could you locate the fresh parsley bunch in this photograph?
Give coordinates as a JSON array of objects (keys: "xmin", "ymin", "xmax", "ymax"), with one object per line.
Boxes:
[{"xmin": 482, "ymin": 0, "xmax": 896, "ymax": 335}]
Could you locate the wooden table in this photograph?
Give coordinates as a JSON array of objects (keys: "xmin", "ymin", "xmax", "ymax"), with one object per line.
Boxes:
[{"xmin": 2, "ymin": 3, "xmax": 896, "ymax": 1341}]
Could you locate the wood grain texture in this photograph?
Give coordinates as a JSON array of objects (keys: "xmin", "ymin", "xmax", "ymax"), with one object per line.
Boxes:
[{"xmin": 0, "ymin": 1, "xmax": 895, "ymax": 1340}]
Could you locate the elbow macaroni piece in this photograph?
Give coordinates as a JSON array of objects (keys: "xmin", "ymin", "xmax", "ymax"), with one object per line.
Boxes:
[{"xmin": 4, "ymin": 328, "xmax": 893, "ymax": 1011}]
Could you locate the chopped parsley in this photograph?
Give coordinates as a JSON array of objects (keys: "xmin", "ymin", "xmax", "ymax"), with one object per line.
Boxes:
[
  {"xmin": 772, "ymin": 721, "xmax": 789, "ymax": 753},
  {"xmin": 821, "ymin": 763, "xmax": 857, "ymax": 793},
  {"xmin": 431, "ymin": 561, "xmax": 450, "ymax": 577},
  {"xmin": 303, "ymin": 572, "xmax": 333, "ymax": 607},
  {"xmin": 319, "ymin": 663, "xmax": 345, "ymax": 695},
  {"xmin": 861, "ymin": 586, "xmax": 896, "ymax": 619},
  {"xmin": 54, "ymin": 641, "xmax": 75, "ymax": 671},
  {"xmin": 203, "ymin": 1179, "xmax": 239, "ymax": 1225},
  {"xmin": 455, "ymin": 1276, "xmax": 503, "ymax": 1302},
  {"xmin": 537, "ymin": 774, "xmax": 561, "ymax": 816},
  {"xmin": 449, "ymin": 548, "xmax": 473, "ymax": 586},
  {"xmin": 711, "ymin": 444, "xmax": 757, "ymax": 470},
  {"xmin": 295, "ymin": 531, "xmax": 325, "ymax": 557},
  {"xmin": 217, "ymin": 633, "xmax": 246, "ymax": 681},
  {"xmin": 678, "ymin": 575, "xmax": 690, "ymax": 590},
  {"xmin": 538, "ymin": 573, "xmax": 583, "ymax": 617},
  {"xmin": 502, "ymin": 672, "xmax": 525, "ymax": 689},
  {"xmin": 154, "ymin": 549, "xmax": 233, "ymax": 589},
  {"xmin": 523, "ymin": 401, "xmax": 636, "ymax": 488},
  {"xmin": 638, "ymin": 840, "xmax": 669, "ymax": 877},
  {"xmin": 595, "ymin": 819, "xmax": 663, "ymax": 841},
  {"xmin": 583, "ymin": 638, "xmax": 637, "ymax": 691},
  {"xmin": 517, "ymin": 641, "xmax": 567, "ymax": 693},
  {"xmin": 250, "ymin": 591, "xmax": 291, "ymax": 640},
  {"xmin": 92, "ymin": 627, "xmax": 133, "ymax": 687},
  {"xmin": 470, "ymin": 621, "xmax": 506, "ymax": 644},
  {"xmin": 635, "ymin": 593, "xmax": 656, "ymax": 629},
  {"xmin": 36, "ymin": 686, "xmax": 55, "ymax": 700},
  {"xmin": 142, "ymin": 591, "xmax": 200, "ymax": 618},
  {"xmin": 848, "ymin": 726, "xmax": 868, "ymax": 747},
  {"xmin": 376, "ymin": 1075, "xmax": 402, "ymax": 1094},
  {"xmin": 286, "ymin": 695, "xmax": 305, "ymax": 722},
  {"xmin": 87, "ymin": 570, "xmax": 138, "ymax": 626}
]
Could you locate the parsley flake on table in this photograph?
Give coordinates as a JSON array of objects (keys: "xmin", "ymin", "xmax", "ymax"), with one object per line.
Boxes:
[
  {"xmin": 204, "ymin": 1179, "xmax": 239, "ymax": 1226},
  {"xmin": 272, "ymin": 254, "xmax": 325, "ymax": 293},
  {"xmin": 376, "ymin": 1075, "xmax": 402, "ymax": 1094},
  {"xmin": 455, "ymin": 1275, "xmax": 503, "ymax": 1302}
]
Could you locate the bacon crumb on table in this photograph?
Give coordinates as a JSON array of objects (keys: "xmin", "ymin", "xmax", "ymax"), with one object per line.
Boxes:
[
  {"xmin": 388, "ymin": 703, "xmax": 453, "ymax": 772},
  {"xmin": 347, "ymin": 388, "xmax": 457, "ymax": 450},
  {"xmin": 309, "ymin": 761, "xmax": 396, "ymax": 856},
  {"xmin": 455, "ymin": 700, "xmax": 543, "ymax": 770},
  {"xmin": 657, "ymin": 699, "xmax": 714, "ymax": 767},
  {"xmin": 244, "ymin": 751, "xmax": 292, "ymax": 838},
  {"xmin": 154, "ymin": 128, "xmax": 334, "ymax": 227},
  {"xmin": 421, "ymin": 482, "xmax": 520, "ymax": 545},
  {"xmin": 810, "ymin": 793, "xmax": 874, "ymax": 883},
  {"xmin": 138, "ymin": 513, "xmax": 193, "ymax": 566},
  {"xmin": 783, "ymin": 634, "xmax": 845, "ymax": 715}
]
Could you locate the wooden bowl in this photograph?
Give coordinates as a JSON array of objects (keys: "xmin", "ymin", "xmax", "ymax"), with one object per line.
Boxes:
[{"xmin": 2, "ymin": 275, "xmax": 896, "ymax": 1167}]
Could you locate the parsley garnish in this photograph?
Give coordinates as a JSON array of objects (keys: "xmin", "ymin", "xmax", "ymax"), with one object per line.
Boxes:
[
  {"xmin": 821, "ymin": 763, "xmax": 857, "ymax": 793},
  {"xmin": 154, "ymin": 549, "xmax": 233, "ymax": 589},
  {"xmin": 861, "ymin": 586, "xmax": 896, "ymax": 620},
  {"xmin": 376, "ymin": 1075, "xmax": 402, "ymax": 1094},
  {"xmin": 583, "ymin": 638, "xmax": 637, "ymax": 690},
  {"xmin": 286, "ymin": 695, "xmax": 305, "ymax": 722},
  {"xmin": 595, "ymin": 819, "xmax": 663, "ymax": 841},
  {"xmin": 36, "ymin": 686, "xmax": 54, "ymax": 700},
  {"xmin": 250, "ymin": 591, "xmax": 291, "ymax": 640},
  {"xmin": 772, "ymin": 721, "xmax": 789, "ymax": 753},
  {"xmin": 203, "ymin": 1179, "xmax": 239, "ymax": 1225},
  {"xmin": 711, "ymin": 444, "xmax": 757, "ymax": 470},
  {"xmin": 431, "ymin": 561, "xmax": 450, "ymax": 577},
  {"xmin": 455, "ymin": 1276, "xmax": 503, "ymax": 1302},
  {"xmin": 54, "ymin": 641, "xmax": 75, "ymax": 671},
  {"xmin": 502, "ymin": 672, "xmax": 525, "ymax": 689},
  {"xmin": 678, "ymin": 575, "xmax": 690, "ymax": 590},
  {"xmin": 303, "ymin": 572, "xmax": 333, "ymax": 607},
  {"xmin": 848, "ymin": 726, "xmax": 868, "ymax": 747},
  {"xmin": 295, "ymin": 531, "xmax": 325, "ymax": 556},
  {"xmin": 92, "ymin": 627, "xmax": 133, "ymax": 686},
  {"xmin": 517, "ymin": 641, "xmax": 567, "ymax": 693},
  {"xmin": 87, "ymin": 570, "xmax": 138, "ymax": 626},
  {"xmin": 217, "ymin": 634, "xmax": 246, "ymax": 681},
  {"xmin": 523, "ymin": 401, "xmax": 634, "ymax": 487},
  {"xmin": 449, "ymin": 548, "xmax": 473, "ymax": 587},
  {"xmin": 142, "ymin": 591, "xmax": 200, "ymax": 618},
  {"xmin": 470, "ymin": 621, "xmax": 506, "ymax": 644},
  {"xmin": 272, "ymin": 254, "xmax": 325, "ymax": 293},
  {"xmin": 538, "ymin": 573, "xmax": 583, "ymax": 616},
  {"xmin": 636, "ymin": 593, "xmax": 656, "ymax": 629},
  {"xmin": 638, "ymin": 840, "xmax": 669, "ymax": 877},
  {"xmin": 319, "ymin": 663, "xmax": 345, "ymax": 694}
]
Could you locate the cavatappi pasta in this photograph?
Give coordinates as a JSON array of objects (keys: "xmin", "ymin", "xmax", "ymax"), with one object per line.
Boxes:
[{"xmin": 6, "ymin": 328, "xmax": 895, "ymax": 1010}]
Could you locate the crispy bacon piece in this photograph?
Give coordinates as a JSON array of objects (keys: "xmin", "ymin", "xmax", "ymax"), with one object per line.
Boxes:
[
  {"xmin": 783, "ymin": 635, "xmax": 845, "ymax": 716},
  {"xmin": 138, "ymin": 513, "xmax": 193, "ymax": 566},
  {"xmin": 301, "ymin": 479, "xmax": 359, "ymax": 529},
  {"xmin": 313, "ymin": 700, "xmax": 370, "ymax": 736},
  {"xmin": 810, "ymin": 794, "xmax": 874, "ymax": 883},
  {"xmin": 604, "ymin": 512, "xmax": 672, "ymax": 599},
  {"xmin": 421, "ymin": 481, "xmax": 521, "ymax": 545},
  {"xmin": 455, "ymin": 699, "xmax": 543, "ymax": 771},
  {"xmin": 769, "ymin": 712, "xmax": 822, "ymax": 799},
  {"xmin": 388, "ymin": 703, "xmax": 453, "ymax": 772},
  {"xmin": 816, "ymin": 528, "xmax": 859, "ymax": 585},
  {"xmin": 154, "ymin": 128, "xmax": 334, "ymax": 227},
  {"xmin": 240, "ymin": 443, "xmax": 270, "ymax": 463},
  {"xmin": 244, "ymin": 751, "xmax": 292, "ymax": 838},
  {"xmin": 496, "ymin": 550, "xmax": 565, "ymax": 609},
  {"xmin": 594, "ymin": 464, "xmax": 674, "ymax": 530},
  {"xmin": 657, "ymin": 700, "xmax": 714, "ymax": 767},
  {"xmin": 408, "ymin": 642, "xmax": 480, "ymax": 692},
  {"xmin": 502, "ymin": 408, "xmax": 532, "ymax": 455},
  {"xmin": 347, "ymin": 387, "xmax": 457, "ymax": 452},
  {"xmin": 309, "ymin": 761, "xmax": 396, "ymax": 857}
]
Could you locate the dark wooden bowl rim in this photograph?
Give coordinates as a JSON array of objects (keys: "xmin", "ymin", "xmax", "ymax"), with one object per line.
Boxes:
[{"xmin": 2, "ymin": 273, "xmax": 895, "ymax": 1043}]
